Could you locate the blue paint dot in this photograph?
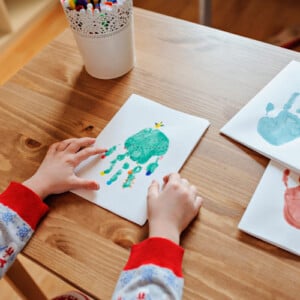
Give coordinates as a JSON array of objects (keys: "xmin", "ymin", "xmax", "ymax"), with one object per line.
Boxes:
[
  {"xmin": 146, "ymin": 170, "xmax": 152, "ymax": 176},
  {"xmin": 266, "ymin": 102, "xmax": 274, "ymax": 113},
  {"xmin": 107, "ymin": 181, "xmax": 112, "ymax": 185}
]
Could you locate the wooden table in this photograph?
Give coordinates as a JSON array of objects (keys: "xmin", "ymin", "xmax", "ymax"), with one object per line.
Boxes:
[{"xmin": 1, "ymin": 7, "xmax": 300, "ymax": 300}]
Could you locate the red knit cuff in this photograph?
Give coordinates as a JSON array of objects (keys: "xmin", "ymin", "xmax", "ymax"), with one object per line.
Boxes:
[
  {"xmin": 124, "ymin": 237, "xmax": 184, "ymax": 277},
  {"xmin": 0, "ymin": 182, "xmax": 49, "ymax": 230}
]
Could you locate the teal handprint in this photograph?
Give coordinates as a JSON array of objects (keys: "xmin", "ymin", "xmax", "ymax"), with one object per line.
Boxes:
[
  {"xmin": 257, "ymin": 92, "xmax": 300, "ymax": 145},
  {"xmin": 100, "ymin": 122, "xmax": 169, "ymax": 188}
]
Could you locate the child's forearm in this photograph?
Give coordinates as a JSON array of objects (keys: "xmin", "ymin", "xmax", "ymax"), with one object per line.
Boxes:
[
  {"xmin": 0, "ymin": 182, "xmax": 48, "ymax": 278},
  {"xmin": 112, "ymin": 237, "xmax": 184, "ymax": 300}
]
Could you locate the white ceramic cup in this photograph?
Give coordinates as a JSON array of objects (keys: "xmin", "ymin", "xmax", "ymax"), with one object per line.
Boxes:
[
  {"xmin": 73, "ymin": 18, "xmax": 135, "ymax": 79},
  {"xmin": 62, "ymin": 0, "xmax": 135, "ymax": 79}
]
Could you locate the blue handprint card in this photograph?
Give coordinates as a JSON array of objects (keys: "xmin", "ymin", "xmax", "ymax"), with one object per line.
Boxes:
[
  {"xmin": 72, "ymin": 94, "xmax": 210, "ymax": 225},
  {"xmin": 221, "ymin": 60, "xmax": 300, "ymax": 172}
]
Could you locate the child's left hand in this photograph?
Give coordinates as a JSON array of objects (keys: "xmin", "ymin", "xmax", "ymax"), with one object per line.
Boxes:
[{"xmin": 23, "ymin": 137, "xmax": 106, "ymax": 199}]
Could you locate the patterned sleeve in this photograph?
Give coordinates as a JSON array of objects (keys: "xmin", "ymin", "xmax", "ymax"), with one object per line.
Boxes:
[
  {"xmin": 112, "ymin": 237, "xmax": 185, "ymax": 300},
  {"xmin": 0, "ymin": 182, "xmax": 48, "ymax": 278}
]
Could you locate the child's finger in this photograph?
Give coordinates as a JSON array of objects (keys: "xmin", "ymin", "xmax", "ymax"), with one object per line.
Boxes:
[
  {"xmin": 48, "ymin": 142, "xmax": 61, "ymax": 154},
  {"xmin": 147, "ymin": 180, "xmax": 160, "ymax": 201},
  {"xmin": 167, "ymin": 173, "xmax": 181, "ymax": 184},
  {"xmin": 181, "ymin": 178, "xmax": 189, "ymax": 186},
  {"xmin": 55, "ymin": 138, "xmax": 76, "ymax": 152},
  {"xmin": 66, "ymin": 137, "xmax": 97, "ymax": 153},
  {"xmin": 72, "ymin": 177, "xmax": 100, "ymax": 190},
  {"xmin": 190, "ymin": 185, "xmax": 198, "ymax": 199},
  {"xmin": 73, "ymin": 147, "xmax": 106, "ymax": 165},
  {"xmin": 194, "ymin": 196, "xmax": 204, "ymax": 211}
]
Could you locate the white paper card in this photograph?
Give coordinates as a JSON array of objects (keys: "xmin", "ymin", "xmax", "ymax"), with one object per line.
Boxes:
[
  {"xmin": 72, "ymin": 94, "xmax": 210, "ymax": 225},
  {"xmin": 221, "ymin": 60, "xmax": 300, "ymax": 172},
  {"xmin": 239, "ymin": 160, "xmax": 300, "ymax": 255}
]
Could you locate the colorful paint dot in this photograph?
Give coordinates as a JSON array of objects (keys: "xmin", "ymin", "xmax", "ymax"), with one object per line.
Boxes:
[
  {"xmin": 146, "ymin": 160, "xmax": 159, "ymax": 176},
  {"xmin": 154, "ymin": 121, "xmax": 164, "ymax": 129}
]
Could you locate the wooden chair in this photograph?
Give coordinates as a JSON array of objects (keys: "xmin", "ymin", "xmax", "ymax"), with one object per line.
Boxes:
[{"xmin": 200, "ymin": 0, "xmax": 211, "ymax": 25}]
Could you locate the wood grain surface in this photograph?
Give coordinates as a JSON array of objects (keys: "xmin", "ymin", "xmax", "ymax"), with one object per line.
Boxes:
[{"xmin": 1, "ymin": 7, "xmax": 300, "ymax": 300}]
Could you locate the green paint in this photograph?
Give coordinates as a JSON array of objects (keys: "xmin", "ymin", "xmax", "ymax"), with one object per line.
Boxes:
[
  {"xmin": 123, "ymin": 174, "xmax": 135, "ymax": 188},
  {"xmin": 101, "ymin": 152, "xmax": 128, "ymax": 176},
  {"xmin": 146, "ymin": 158, "xmax": 159, "ymax": 176},
  {"xmin": 100, "ymin": 125, "xmax": 170, "ymax": 188},
  {"xmin": 125, "ymin": 128, "xmax": 169, "ymax": 164},
  {"xmin": 105, "ymin": 145, "xmax": 117, "ymax": 156},
  {"xmin": 107, "ymin": 170, "xmax": 122, "ymax": 185},
  {"xmin": 117, "ymin": 153, "xmax": 128, "ymax": 161},
  {"xmin": 132, "ymin": 165, "xmax": 142, "ymax": 173},
  {"xmin": 122, "ymin": 165, "xmax": 142, "ymax": 188},
  {"xmin": 101, "ymin": 159, "xmax": 117, "ymax": 175},
  {"xmin": 122, "ymin": 162, "xmax": 130, "ymax": 169}
]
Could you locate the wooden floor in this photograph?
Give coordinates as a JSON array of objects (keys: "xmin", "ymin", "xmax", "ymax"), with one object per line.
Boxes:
[{"xmin": 0, "ymin": 0, "xmax": 300, "ymax": 298}]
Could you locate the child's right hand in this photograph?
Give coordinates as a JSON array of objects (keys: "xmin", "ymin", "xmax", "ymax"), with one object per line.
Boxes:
[{"xmin": 147, "ymin": 173, "xmax": 203, "ymax": 244}]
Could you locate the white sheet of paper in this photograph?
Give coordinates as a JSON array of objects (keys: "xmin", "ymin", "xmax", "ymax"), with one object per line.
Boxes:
[
  {"xmin": 221, "ymin": 60, "xmax": 300, "ymax": 172},
  {"xmin": 239, "ymin": 160, "xmax": 300, "ymax": 256},
  {"xmin": 72, "ymin": 94, "xmax": 210, "ymax": 225}
]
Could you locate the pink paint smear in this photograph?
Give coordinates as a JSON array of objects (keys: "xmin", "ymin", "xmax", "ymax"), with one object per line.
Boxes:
[{"xmin": 283, "ymin": 169, "xmax": 300, "ymax": 229}]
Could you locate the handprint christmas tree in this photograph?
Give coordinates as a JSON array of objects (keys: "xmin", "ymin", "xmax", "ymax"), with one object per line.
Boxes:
[
  {"xmin": 72, "ymin": 94, "xmax": 210, "ymax": 225},
  {"xmin": 100, "ymin": 122, "xmax": 169, "ymax": 188}
]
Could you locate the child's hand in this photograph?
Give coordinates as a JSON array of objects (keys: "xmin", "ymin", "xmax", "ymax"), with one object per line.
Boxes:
[
  {"xmin": 147, "ymin": 173, "xmax": 203, "ymax": 244},
  {"xmin": 23, "ymin": 137, "xmax": 106, "ymax": 199}
]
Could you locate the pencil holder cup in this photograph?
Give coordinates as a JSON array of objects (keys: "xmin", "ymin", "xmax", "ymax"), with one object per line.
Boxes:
[{"xmin": 61, "ymin": 0, "xmax": 135, "ymax": 79}]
